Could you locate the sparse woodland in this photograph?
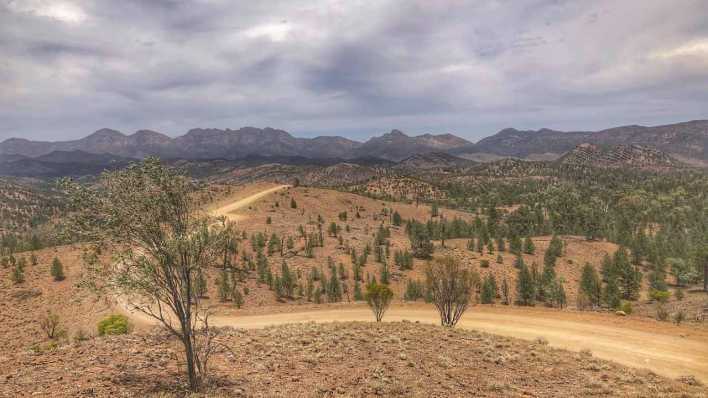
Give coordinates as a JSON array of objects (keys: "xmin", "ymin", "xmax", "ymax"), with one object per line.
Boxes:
[{"xmin": 1, "ymin": 157, "xmax": 707, "ymax": 396}]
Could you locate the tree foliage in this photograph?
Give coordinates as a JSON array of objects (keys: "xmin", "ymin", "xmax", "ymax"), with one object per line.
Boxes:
[{"xmin": 61, "ymin": 158, "xmax": 232, "ymax": 391}]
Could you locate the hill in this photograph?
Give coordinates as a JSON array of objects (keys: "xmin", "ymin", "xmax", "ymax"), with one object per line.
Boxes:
[
  {"xmin": 0, "ymin": 150, "xmax": 135, "ymax": 177},
  {"xmin": 394, "ymin": 152, "xmax": 475, "ymax": 170},
  {"xmin": 559, "ymin": 143, "xmax": 683, "ymax": 169},
  {"xmin": 352, "ymin": 130, "xmax": 472, "ymax": 161}
]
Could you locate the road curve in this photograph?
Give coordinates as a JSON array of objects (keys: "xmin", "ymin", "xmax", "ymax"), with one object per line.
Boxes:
[{"xmin": 208, "ymin": 306, "xmax": 708, "ymax": 384}]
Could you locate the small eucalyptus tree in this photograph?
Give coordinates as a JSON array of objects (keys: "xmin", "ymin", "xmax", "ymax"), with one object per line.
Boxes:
[
  {"xmin": 426, "ymin": 256, "xmax": 479, "ymax": 327},
  {"xmin": 365, "ymin": 282, "xmax": 393, "ymax": 322},
  {"xmin": 61, "ymin": 158, "xmax": 232, "ymax": 391}
]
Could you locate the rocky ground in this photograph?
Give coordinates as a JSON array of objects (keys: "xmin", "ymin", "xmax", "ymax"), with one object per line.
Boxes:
[{"xmin": 1, "ymin": 321, "xmax": 706, "ymax": 397}]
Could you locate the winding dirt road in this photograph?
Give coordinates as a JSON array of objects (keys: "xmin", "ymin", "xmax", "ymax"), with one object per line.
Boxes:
[
  {"xmin": 123, "ymin": 185, "xmax": 708, "ymax": 383},
  {"xmin": 209, "ymin": 184, "xmax": 289, "ymax": 221}
]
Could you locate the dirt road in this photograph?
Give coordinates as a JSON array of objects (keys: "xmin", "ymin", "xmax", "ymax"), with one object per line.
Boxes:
[
  {"xmin": 210, "ymin": 184, "xmax": 289, "ymax": 221},
  {"xmin": 211, "ymin": 305, "xmax": 708, "ymax": 383}
]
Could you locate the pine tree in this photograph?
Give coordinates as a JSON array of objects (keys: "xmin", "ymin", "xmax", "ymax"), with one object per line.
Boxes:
[
  {"xmin": 540, "ymin": 260, "xmax": 556, "ymax": 301},
  {"xmin": 523, "ymin": 236, "xmax": 535, "ymax": 254},
  {"xmin": 50, "ymin": 257, "xmax": 65, "ymax": 281},
  {"xmin": 290, "ymin": 197, "xmax": 297, "ymax": 209},
  {"xmin": 516, "ymin": 262, "xmax": 535, "ymax": 306},
  {"xmin": 11, "ymin": 262, "xmax": 24, "ymax": 284},
  {"xmin": 543, "ymin": 247, "xmax": 557, "ymax": 269},
  {"xmin": 501, "ymin": 278, "xmax": 510, "ymax": 305},
  {"xmin": 256, "ymin": 251, "xmax": 268, "ymax": 283},
  {"xmin": 217, "ymin": 269, "xmax": 231, "ymax": 302},
  {"xmin": 314, "ymin": 285, "xmax": 323, "ymax": 304},
  {"xmin": 510, "ymin": 235, "xmax": 522, "ymax": 255},
  {"xmin": 354, "ymin": 281, "xmax": 363, "ymax": 301},
  {"xmin": 600, "ymin": 253, "xmax": 614, "ymax": 282},
  {"xmin": 232, "ymin": 287, "xmax": 244, "ymax": 308},
  {"xmin": 286, "ymin": 236, "xmax": 294, "ymax": 250},
  {"xmin": 280, "ymin": 261, "xmax": 295, "ymax": 298},
  {"xmin": 603, "ymin": 275, "xmax": 621, "ymax": 309},
  {"xmin": 648, "ymin": 261, "xmax": 668, "ymax": 292},
  {"xmin": 392, "ymin": 211, "xmax": 402, "ymax": 226},
  {"xmin": 496, "ymin": 236, "xmax": 505, "ymax": 252},
  {"xmin": 327, "ymin": 270, "xmax": 342, "ymax": 302},
  {"xmin": 548, "ymin": 278, "xmax": 567, "ymax": 309},
  {"xmin": 380, "ymin": 262, "xmax": 390, "ymax": 284},
  {"xmin": 306, "ymin": 277, "xmax": 314, "ymax": 301},
  {"xmin": 353, "ymin": 261, "xmax": 362, "ymax": 281},
  {"xmin": 614, "ymin": 247, "xmax": 641, "ymax": 300},
  {"xmin": 579, "ymin": 263, "xmax": 601, "ymax": 307},
  {"xmin": 481, "ymin": 273, "xmax": 497, "ymax": 304},
  {"xmin": 547, "ymin": 234, "xmax": 563, "ymax": 257},
  {"xmin": 338, "ymin": 263, "xmax": 347, "ymax": 280},
  {"xmin": 513, "ymin": 255, "xmax": 525, "ymax": 269},
  {"xmin": 403, "ymin": 279, "xmax": 424, "ymax": 301}
]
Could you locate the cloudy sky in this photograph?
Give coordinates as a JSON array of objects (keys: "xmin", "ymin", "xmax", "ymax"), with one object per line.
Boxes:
[{"xmin": 1, "ymin": 0, "xmax": 708, "ymax": 142}]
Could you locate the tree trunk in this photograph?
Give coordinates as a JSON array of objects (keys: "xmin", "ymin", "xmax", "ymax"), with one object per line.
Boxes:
[
  {"xmin": 178, "ymin": 309, "xmax": 198, "ymax": 391},
  {"xmin": 182, "ymin": 332, "xmax": 199, "ymax": 391}
]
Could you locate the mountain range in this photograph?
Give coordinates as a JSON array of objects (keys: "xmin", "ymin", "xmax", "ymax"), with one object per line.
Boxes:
[{"xmin": 0, "ymin": 120, "xmax": 706, "ymax": 170}]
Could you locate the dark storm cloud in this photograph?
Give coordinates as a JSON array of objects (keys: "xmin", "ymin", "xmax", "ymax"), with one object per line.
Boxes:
[{"xmin": 1, "ymin": 0, "xmax": 707, "ymax": 141}]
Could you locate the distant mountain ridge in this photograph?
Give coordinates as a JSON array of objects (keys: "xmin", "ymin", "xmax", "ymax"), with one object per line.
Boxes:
[
  {"xmin": 1, "ymin": 119, "xmax": 706, "ymax": 166},
  {"xmin": 0, "ymin": 128, "xmax": 468, "ymax": 162}
]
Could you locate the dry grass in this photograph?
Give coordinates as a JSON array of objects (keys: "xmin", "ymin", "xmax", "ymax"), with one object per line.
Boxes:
[{"xmin": 1, "ymin": 321, "xmax": 705, "ymax": 397}]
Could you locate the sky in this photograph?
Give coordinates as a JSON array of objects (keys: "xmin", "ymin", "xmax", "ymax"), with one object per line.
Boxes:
[{"xmin": 1, "ymin": 0, "xmax": 708, "ymax": 143}]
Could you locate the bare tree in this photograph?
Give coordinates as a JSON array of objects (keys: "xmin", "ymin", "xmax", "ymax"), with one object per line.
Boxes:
[
  {"xmin": 365, "ymin": 282, "xmax": 393, "ymax": 322},
  {"xmin": 39, "ymin": 310, "xmax": 62, "ymax": 339},
  {"xmin": 61, "ymin": 158, "xmax": 232, "ymax": 391},
  {"xmin": 425, "ymin": 256, "xmax": 479, "ymax": 327}
]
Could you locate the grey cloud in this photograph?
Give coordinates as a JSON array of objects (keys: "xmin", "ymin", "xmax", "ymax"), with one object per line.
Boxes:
[{"xmin": 0, "ymin": 0, "xmax": 707, "ymax": 141}]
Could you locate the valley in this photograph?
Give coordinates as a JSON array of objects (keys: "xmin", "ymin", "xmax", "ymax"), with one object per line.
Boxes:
[{"xmin": 2, "ymin": 175, "xmax": 707, "ymax": 396}]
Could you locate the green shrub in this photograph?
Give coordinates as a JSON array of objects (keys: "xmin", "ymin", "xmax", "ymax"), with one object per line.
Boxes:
[
  {"xmin": 97, "ymin": 314, "xmax": 129, "ymax": 336},
  {"xmin": 620, "ymin": 301, "xmax": 633, "ymax": 315},
  {"xmin": 649, "ymin": 289, "xmax": 671, "ymax": 303},
  {"xmin": 50, "ymin": 257, "xmax": 65, "ymax": 281},
  {"xmin": 480, "ymin": 259, "xmax": 490, "ymax": 268}
]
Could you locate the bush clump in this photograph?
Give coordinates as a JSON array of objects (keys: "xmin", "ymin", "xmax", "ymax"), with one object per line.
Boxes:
[
  {"xmin": 649, "ymin": 289, "xmax": 671, "ymax": 303},
  {"xmin": 97, "ymin": 314, "xmax": 130, "ymax": 336}
]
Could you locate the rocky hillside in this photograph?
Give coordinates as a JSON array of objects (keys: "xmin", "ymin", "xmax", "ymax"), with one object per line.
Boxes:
[
  {"xmin": 394, "ymin": 152, "xmax": 475, "ymax": 170},
  {"xmin": 453, "ymin": 120, "xmax": 708, "ymax": 165},
  {"xmin": 559, "ymin": 143, "xmax": 683, "ymax": 169},
  {"xmin": 352, "ymin": 130, "xmax": 471, "ymax": 161}
]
